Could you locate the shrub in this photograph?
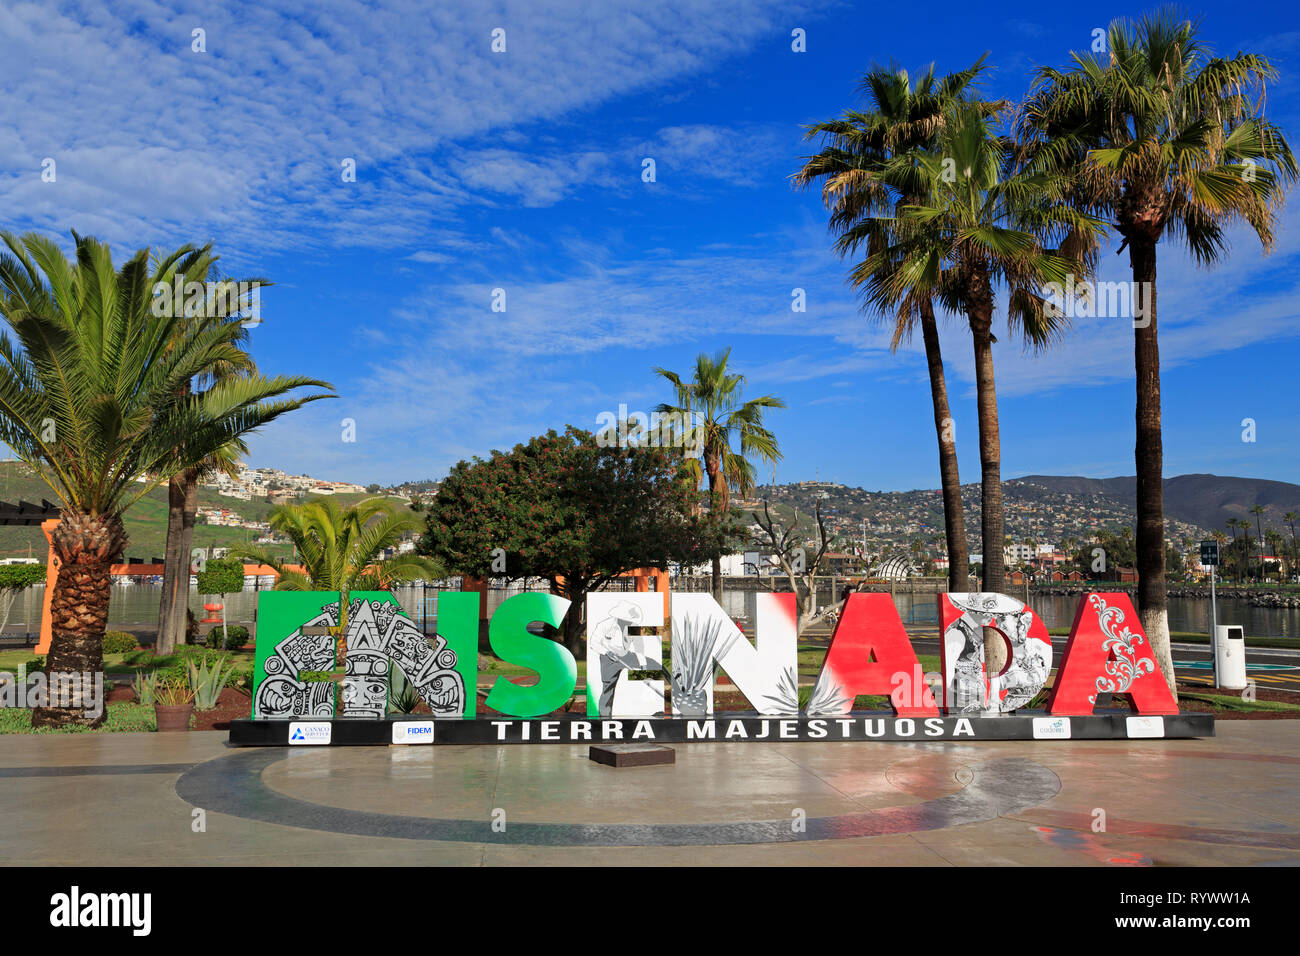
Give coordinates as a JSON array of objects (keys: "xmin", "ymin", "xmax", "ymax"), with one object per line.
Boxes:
[
  {"xmin": 206, "ymin": 624, "xmax": 249, "ymax": 650},
  {"xmin": 102, "ymin": 631, "xmax": 138, "ymax": 654},
  {"xmin": 196, "ymin": 558, "xmax": 244, "ymax": 599},
  {"xmin": 187, "ymin": 655, "xmax": 228, "ymax": 711},
  {"xmin": 22, "ymin": 656, "xmax": 44, "ymax": 674},
  {"xmin": 388, "ymin": 671, "xmax": 419, "ymax": 714},
  {"xmin": 132, "ymin": 670, "xmax": 158, "ymax": 706},
  {"xmin": 226, "ymin": 666, "xmax": 255, "ymax": 692},
  {"xmin": 154, "ymin": 677, "xmax": 194, "ymax": 707},
  {"xmin": 155, "ymin": 660, "xmax": 188, "ymax": 686}
]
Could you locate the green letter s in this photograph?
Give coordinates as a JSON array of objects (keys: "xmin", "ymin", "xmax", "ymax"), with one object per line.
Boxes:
[{"xmin": 485, "ymin": 593, "xmax": 576, "ymax": 718}]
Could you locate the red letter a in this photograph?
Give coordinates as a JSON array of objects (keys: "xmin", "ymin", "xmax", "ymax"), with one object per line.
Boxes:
[
  {"xmin": 808, "ymin": 593, "xmax": 938, "ymax": 716},
  {"xmin": 1047, "ymin": 592, "xmax": 1178, "ymax": 716}
]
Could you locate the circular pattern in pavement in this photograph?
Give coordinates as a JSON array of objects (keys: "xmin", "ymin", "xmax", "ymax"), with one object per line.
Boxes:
[{"xmin": 175, "ymin": 748, "xmax": 1061, "ymax": 847}]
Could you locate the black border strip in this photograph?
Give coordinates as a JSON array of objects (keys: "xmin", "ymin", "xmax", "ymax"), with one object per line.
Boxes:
[{"xmin": 228, "ymin": 711, "xmax": 1214, "ymax": 746}]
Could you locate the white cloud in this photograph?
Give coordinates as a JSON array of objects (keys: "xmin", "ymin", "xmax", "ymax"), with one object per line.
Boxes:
[{"xmin": 0, "ymin": 0, "xmax": 814, "ymax": 258}]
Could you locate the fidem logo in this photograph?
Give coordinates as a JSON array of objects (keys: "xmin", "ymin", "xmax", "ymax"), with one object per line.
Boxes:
[{"xmin": 392, "ymin": 722, "xmax": 435, "ymax": 744}]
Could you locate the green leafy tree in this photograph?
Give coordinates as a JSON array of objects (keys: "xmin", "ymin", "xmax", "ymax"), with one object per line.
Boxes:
[
  {"xmin": 1165, "ymin": 543, "xmax": 1186, "ymax": 582},
  {"xmin": 1023, "ymin": 8, "xmax": 1297, "ymax": 694},
  {"xmin": 653, "ymin": 348, "xmax": 784, "ymax": 601},
  {"xmin": 420, "ymin": 426, "xmax": 734, "ymax": 653},
  {"xmin": 0, "ymin": 231, "xmax": 332, "ymax": 727},
  {"xmin": 196, "ymin": 556, "xmax": 245, "ymax": 647},
  {"xmin": 1073, "ymin": 531, "xmax": 1137, "ymax": 576},
  {"xmin": 0, "ymin": 562, "xmax": 46, "ymax": 640}
]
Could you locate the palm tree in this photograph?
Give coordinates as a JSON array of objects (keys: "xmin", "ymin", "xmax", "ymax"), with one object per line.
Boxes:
[
  {"xmin": 1285, "ymin": 512, "xmax": 1298, "ymax": 580},
  {"xmin": 1023, "ymin": 9, "xmax": 1297, "ymax": 694},
  {"xmin": 1211, "ymin": 530, "xmax": 1227, "ymax": 576},
  {"xmin": 864, "ymin": 102, "xmax": 1101, "ymax": 601},
  {"xmin": 794, "ymin": 57, "xmax": 989, "ymax": 592},
  {"xmin": 653, "ymin": 348, "xmax": 784, "ymax": 600},
  {"xmin": 1250, "ymin": 504, "xmax": 1267, "ymax": 581},
  {"xmin": 1225, "ymin": 518, "xmax": 1243, "ymax": 582},
  {"xmin": 155, "ymin": 255, "xmax": 267, "ymax": 654},
  {"xmin": 157, "ymin": 443, "xmax": 245, "ymax": 654},
  {"xmin": 232, "ymin": 497, "xmax": 443, "ymax": 676},
  {"xmin": 1265, "ymin": 529, "xmax": 1284, "ymax": 583},
  {"xmin": 0, "ymin": 231, "xmax": 333, "ymax": 727}
]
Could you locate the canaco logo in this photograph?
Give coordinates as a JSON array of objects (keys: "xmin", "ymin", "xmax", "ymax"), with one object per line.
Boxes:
[{"xmin": 288, "ymin": 721, "xmax": 332, "ymax": 745}]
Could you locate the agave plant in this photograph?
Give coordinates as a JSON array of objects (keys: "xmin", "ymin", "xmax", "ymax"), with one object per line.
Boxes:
[
  {"xmin": 186, "ymin": 654, "xmax": 228, "ymax": 711},
  {"xmin": 760, "ymin": 665, "xmax": 800, "ymax": 716},
  {"xmin": 669, "ymin": 607, "xmax": 741, "ymax": 715},
  {"xmin": 131, "ymin": 670, "xmax": 158, "ymax": 707},
  {"xmin": 388, "ymin": 668, "xmax": 420, "ymax": 715},
  {"xmin": 804, "ymin": 675, "xmax": 851, "ymax": 716}
]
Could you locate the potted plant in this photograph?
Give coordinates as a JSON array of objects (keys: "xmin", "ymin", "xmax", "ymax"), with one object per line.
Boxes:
[{"xmin": 154, "ymin": 677, "xmax": 195, "ymax": 732}]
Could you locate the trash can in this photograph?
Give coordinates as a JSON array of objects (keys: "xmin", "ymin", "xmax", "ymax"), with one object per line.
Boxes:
[{"xmin": 1214, "ymin": 625, "xmax": 1247, "ymax": 690}]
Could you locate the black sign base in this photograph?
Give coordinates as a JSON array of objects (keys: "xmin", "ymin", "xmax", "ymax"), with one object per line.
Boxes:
[{"xmin": 228, "ymin": 711, "xmax": 1214, "ymax": 746}]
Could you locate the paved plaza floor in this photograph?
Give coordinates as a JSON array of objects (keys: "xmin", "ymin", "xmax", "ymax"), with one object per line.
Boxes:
[{"xmin": 1, "ymin": 722, "xmax": 1298, "ymax": 866}]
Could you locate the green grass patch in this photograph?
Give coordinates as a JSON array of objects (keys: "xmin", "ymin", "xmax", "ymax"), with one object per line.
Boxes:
[
  {"xmin": 0, "ymin": 646, "xmax": 257, "ymax": 676},
  {"xmin": 0, "ymin": 701, "xmax": 158, "ymax": 734},
  {"xmin": 852, "ymin": 695, "xmax": 892, "ymax": 709},
  {"xmin": 1179, "ymin": 692, "xmax": 1300, "ymax": 714}
]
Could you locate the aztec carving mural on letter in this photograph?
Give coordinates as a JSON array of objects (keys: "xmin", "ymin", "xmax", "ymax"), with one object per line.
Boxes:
[
  {"xmin": 254, "ymin": 596, "xmax": 465, "ymax": 720},
  {"xmin": 255, "ymin": 621, "xmax": 337, "ymax": 719}
]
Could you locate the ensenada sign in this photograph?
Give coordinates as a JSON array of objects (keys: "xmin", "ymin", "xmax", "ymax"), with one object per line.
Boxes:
[{"xmin": 229, "ymin": 588, "xmax": 1211, "ymax": 746}]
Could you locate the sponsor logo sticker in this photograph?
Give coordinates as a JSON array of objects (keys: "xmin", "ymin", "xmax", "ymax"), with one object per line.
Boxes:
[
  {"xmin": 391, "ymin": 721, "xmax": 436, "ymax": 744},
  {"xmin": 1031, "ymin": 716, "xmax": 1071, "ymax": 739},
  {"xmin": 288, "ymin": 721, "xmax": 332, "ymax": 745},
  {"xmin": 1125, "ymin": 716, "xmax": 1166, "ymax": 739}
]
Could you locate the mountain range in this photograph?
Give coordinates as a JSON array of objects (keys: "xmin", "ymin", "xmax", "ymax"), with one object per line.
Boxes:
[{"xmin": 1016, "ymin": 474, "xmax": 1300, "ymax": 535}]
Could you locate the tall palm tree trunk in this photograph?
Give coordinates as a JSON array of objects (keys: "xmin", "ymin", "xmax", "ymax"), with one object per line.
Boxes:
[
  {"xmin": 158, "ymin": 472, "xmax": 200, "ymax": 653},
  {"xmin": 173, "ymin": 476, "xmax": 200, "ymax": 646},
  {"xmin": 1131, "ymin": 237, "xmax": 1175, "ymax": 697},
  {"xmin": 156, "ymin": 476, "xmax": 187, "ymax": 654},
  {"xmin": 969, "ymin": 314, "xmax": 1005, "ymax": 595},
  {"xmin": 920, "ymin": 301, "xmax": 970, "ymax": 591},
  {"xmin": 970, "ymin": 308, "xmax": 1008, "ymax": 678},
  {"xmin": 705, "ymin": 451, "xmax": 725, "ymax": 602},
  {"xmin": 1254, "ymin": 512, "xmax": 1265, "ymax": 581},
  {"xmin": 32, "ymin": 512, "xmax": 127, "ymax": 728}
]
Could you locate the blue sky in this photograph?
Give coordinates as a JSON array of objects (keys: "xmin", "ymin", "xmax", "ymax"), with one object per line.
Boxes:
[{"xmin": 4, "ymin": 0, "xmax": 1299, "ymax": 489}]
